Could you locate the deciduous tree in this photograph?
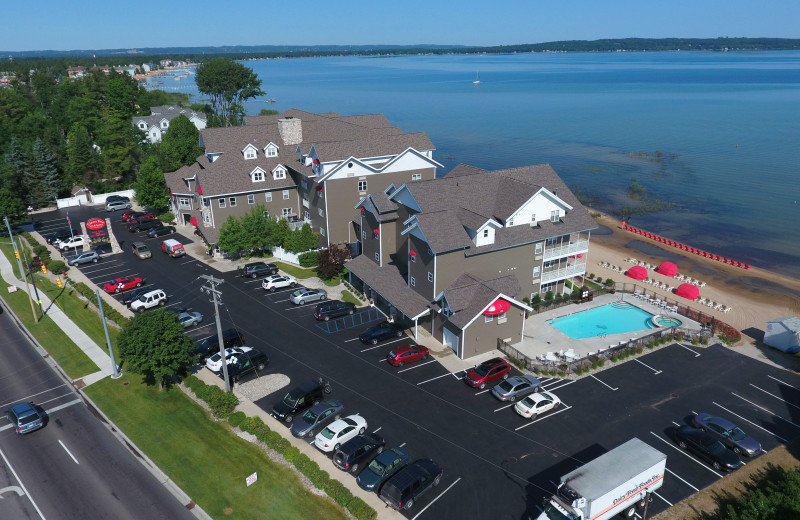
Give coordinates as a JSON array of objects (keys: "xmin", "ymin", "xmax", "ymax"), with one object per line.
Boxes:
[
  {"xmin": 217, "ymin": 215, "xmax": 248, "ymax": 257},
  {"xmin": 316, "ymin": 243, "xmax": 352, "ymax": 280},
  {"xmin": 195, "ymin": 59, "xmax": 264, "ymax": 126},
  {"xmin": 134, "ymin": 156, "xmax": 169, "ymax": 211},
  {"xmin": 118, "ymin": 310, "xmax": 195, "ymax": 389},
  {"xmin": 159, "ymin": 114, "xmax": 202, "ymax": 172}
]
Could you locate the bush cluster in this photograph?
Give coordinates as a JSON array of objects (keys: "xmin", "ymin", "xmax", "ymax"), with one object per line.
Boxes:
[
  {"xmin": 298, "ymin": 251, "xmax": 319, "ymax": 267},
  {"xmin": 158, "ymin": 212, "xmax": 175, "ymax": 223},
  {"xmin": 194, "ymin": 384, "xmax": 239, "ymax": 418},
  {"xmin": 48, "ymin": 260, "xmax": 68, "ymax": 274}
]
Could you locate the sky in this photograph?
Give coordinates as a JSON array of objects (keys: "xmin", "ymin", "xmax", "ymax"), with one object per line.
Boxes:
[{"xmin": 5, "ymin": 0, "xmax": 799, "ymax": 52}]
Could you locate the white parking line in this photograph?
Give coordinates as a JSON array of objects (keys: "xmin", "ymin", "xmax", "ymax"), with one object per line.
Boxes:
[
  {"xmin": 416, "ymin": 372, "xmax": 456, "ymax": 385},
  {"xmin": 397, "ymin": 360, "xmax": 437, "ymax": 373},
  {"xmin": 649, "ymin": 431, "xmax": 724, "ymax": 478},
  {"xmin": 514, "ymin": 405, "xmax": 572, "ymax": 430},
  {"xmin": 360, "ymin": 344, "xmax": 386, "ymax": 353},
  {"xmin": 410, "ymin": 477, "xmax": 461, "ymax": 520},
  {"xmin": 665, "ymin": 467, "xmax": 698, "ymax": 491},
  {"xmin": 767, "ymin": 375, "xmax": 800, "ymax": 393},
  {"xmin": 0, "ymin": 448, "xmax": 46, "ymax": 519},
  {"xmin": 591, "ymin": 374, "xmax": 618, "ymax": 391},
  {"xmin": 676, "ymin": 343, "xmax": 701, "ymax": 357},
  {"xmin": 493, "ymin": 403, "xmax": 515, "ymax": 412},
  {"xmin": 749, "ymin": 384, "xmax": 800, "ymax": 411},
  {"xmin": 475, "ymin": 388, "xmax": 492, "ymax": 395},
  {"xmin": 372, "ymin": 427, "xmax": 382, "ymax": 434},
  {"xmin": 546, "ymin": 380, "xmax": 576, "ymax": 392},
  {"xmin": 731, "ymin": 392, "xmax": 800, "ymax": 430},
  {"xmin": 653, "ymin": 491, "xmax": 673, "ymax": 507},
  {"xmin": 635, "ymin": 358, "xmax": 662, "ymax": 375},
  {"xmin": 59, "ymin": 440, "xmax": 80, "ymax": 464},
  {"xmin": 712, "ymin": 401, "xmax": 787, "ymax": 442}
]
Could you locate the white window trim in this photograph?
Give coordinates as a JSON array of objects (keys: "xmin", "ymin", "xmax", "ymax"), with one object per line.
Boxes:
[{"xmin": 218, "ymin": 198, "xmax": 226, "ymax": 208}]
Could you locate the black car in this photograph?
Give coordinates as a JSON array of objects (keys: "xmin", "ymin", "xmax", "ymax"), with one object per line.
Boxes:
[
  {"xmin": 223, "ymin": 349, "xmax": 270, "ymax": 383},
  {"xmin": 193, "ymin": 329, "xmax": 245, "ymax": 363},
  {"xmin": 128, "ymin": 218, "xmax": 159, "ymax": 232},
  {"xmin": 147, "ymin": 224, "xmax": 176, "ymax": 238},
  {"xmin": 105, "ymin": 194, "xmax": 130, "ymax": 203},
  {"xmin": 240, "ymin": 262, "xmax": 279, "ymax": 278},
  {"xmin": 46, "ymin": 228, "xmax": 80, "ymax": 244},
  {"xmin": 673, "ymin": 425, "xmax": 744, "ymax": 471},
  {"xmin": 379, "ymin": 459, "xmax": 442, "ymax": 511},
  {"xmin": 92, "ymin": 242, "xmax": 113, "ymax": 255},
  {"xmin": 121, "ymin": 287, "xmax": 151, "ymax": 307},
  {"xmin": 333, "ymin": 433, "xmax": 385, "ymax": 474},
  {"xmin": 314, "ymin": 300, "xmax": 356, "ymax": 321},
  {"xmin": 272, "ymin": 379, "xmax": 325, "ymax": 423},
  {"xmin": 359, "ymin": 321, "xmax": 405, "ymax": 345}
]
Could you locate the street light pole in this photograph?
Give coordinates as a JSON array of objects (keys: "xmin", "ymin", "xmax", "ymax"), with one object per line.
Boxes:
[
  {"xmin": 95, "ymin": 289, "xmax": 121, "ymax": 378},
  {"xmin": 199, "ymin": 274, "xmax": 231, "ymax": 392},
  {"xmin": 4, "ymin": 217, "xmax": 38, "ymax": 322}
]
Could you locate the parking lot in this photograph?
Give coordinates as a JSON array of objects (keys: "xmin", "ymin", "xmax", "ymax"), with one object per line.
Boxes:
[{"xmin": 33, "ymin": 205, "xmax": 800, "ymax": 519}]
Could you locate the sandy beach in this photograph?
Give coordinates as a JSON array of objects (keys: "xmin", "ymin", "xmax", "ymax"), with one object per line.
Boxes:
[{"xmin": 588, "ymin": 213, "xmax": 800, "ymax": 368}]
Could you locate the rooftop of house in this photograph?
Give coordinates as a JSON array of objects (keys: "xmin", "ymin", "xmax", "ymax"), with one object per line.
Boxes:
[
  {"xmin": 133, "ymin": 105, "xmax": 207, "ymax": 128},
  {"xmin": 439, "ymin": 273, "xmax": 523, "ymax": 329}
]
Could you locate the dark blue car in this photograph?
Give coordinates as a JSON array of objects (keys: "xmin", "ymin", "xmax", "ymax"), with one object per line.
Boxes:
[{"xmin": 359, "ymin": 321, "xmax": 404, "ymax": 345}]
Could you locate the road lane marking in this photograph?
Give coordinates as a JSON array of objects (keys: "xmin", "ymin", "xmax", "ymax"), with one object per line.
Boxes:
[
  {"xmin": 676, "ymin": 343, "xmax": 701, "ymax": 357},
  {"xmin": 0, "ymin": 448, "xmax": 46, "ymax": 519},
  {"xmin": 712, "ymin": 401, "xmax": 787, "ymax": 443},
  {"xmin": 416, "ymin": 372, "xmax": 455, "ymax": 385},
  {"xmin": 731, "ymin": 392, "xmax": 800, "ymax": 430},
  {"xmin": 635, "ymin": 358, "xmax": 662, "ymax": 374},
  {"xmin": 410, "ymin": 477, "xmax": 460, "ymax": 520},
  {"xmin": 649, "ymin": 431, "xmax": 724, "ymax": 478},
  {"xmin": 514, "ymin": 405, "xmax": 572, "ymax": 430},
  {"xmin": 748, "ymin": 384, "xmax": 800, "ymax": 411},
  {"xmin": 0, "ymin": 384, "xmax": 69, "ymax": 410},
  {"xmin": 591, "ymin": 374, "xmax": 618, "ymax": 391},
  {"xmin": 59, "ymin": 440, "xmax": 79, "ymax": 464},
  {"xmin": 767, "ymin": 375, "xmax": 800, "ymax": 393}
]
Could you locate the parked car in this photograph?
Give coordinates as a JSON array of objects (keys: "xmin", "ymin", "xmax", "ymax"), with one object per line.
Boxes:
[
  {"xmin": 514, "ymin": 391, "xmax": 562, "ymax": 419},
  {"xmin": 105, "ymin": 194, "xmax": 130, "ymax": 203},
  {"xmin": 333, "ymin": 433, "xmax": 385, "ymax": 474},
  {"xmin": 129, "ymin": 218, "xmax": 160, "ymax": 232},
  {"xmin": 161, "ymin": 239, "xmax": 185, "ymax": 258},
  {"xmin": 106, "ymin": 200, "xmax": 131, "ymax": 211},
  {"xmin": 314, "ymin": 414, "xmax": 368, "ymax": 453},
  {"xmin": 177, "ymin": 311, "xmax": 203, "ymax": 328},
  {"xmin": 386, "ymin": 344, "xmax": 430, "ymax": 367},
  {"xmin": 379, "ymin": 459, "xmax": 442, "ymax": 511},
  {"xmin": 491, "ymin": 374, "xmax": 542, "ymax": 402},
  {"xmin": 272, "ymin": 379, "xmax": 326, "ymax": 423},
  {"xmin": 46, "ymin": 229, "xmax": 80, "ymax": 244},
  {"xmin": 147, "ymin": 224, "xmax": 175, "ymax": 238},
  {"xmin": 59, "ymin": 235, "xmax": 85, "ymax": 251},
  {"xmin": 6, "ymin": 402, "xmax": 46, "ymax": 435},
  {"xmin": 224, "ymin": 349, "xmax": 270, "ymax": 383},
  {"xmin": 261, "ymin": 274, "xmax": 297, "ymax": 292},
  {"xmin": 205, "ymin": 346, "xmax": 253, "ymax": 373},
  {"xmin": 673, "ymin": 425, "xmax": 744, "ymax": 471},
  {"xmin": 193, "ymin": 329, "xmax": 245, "ymax": 363},
  {"xmin": 314, "ymin": 300, "xmax": 356, "ymax": 321},
  {"xmin": 240, "ymin": 262, "xmax": 278, "ymax": 278},
  {"xmin": 104, "ymin": 276, "xmax": 145, "ymax": 294},
  {"xmin": 356, "ymin": 446, "xmax": 410, "ymax": 492},
  {"xmin": 131, "ymin": 241, "xmax": 152, "ymax": 259},
  {"xmin": 121, "ymin": 210, "xmax": 140, "ymax": 222},
  {"xmin": 359, "ymin": 321, "xmax": 405, "ymax": 345},
  {"xmin": 290, "ymin": 399, "xmax": 344, "ymax": 438},
  {"xmin": 289, "ymin": 288, "xmax": 327, "ymax": 305},
  {"xmin": 122, "ymin": 287, "xmax": 151, "ymax": 307},
  {"xmin": 67, "ymin": 250, "xmax": 100, "ymax": 266},
  {"xmin": 92, "ymin": 242, "xmax": 113, "ymax": 255},
  {"xmin": 129, "ymin": 289, "xmax": 168, "ymax": 312},
  {"xmin": 129, "ymin": 213, "xmax": 155, "ymax": 224},
  {"xmin": 464, "ymin": 357, "xmax": 511, "ymax": 389},
  {"xmin": 692, "ymin": 413, "xmax": 762, "ymax": 456}
]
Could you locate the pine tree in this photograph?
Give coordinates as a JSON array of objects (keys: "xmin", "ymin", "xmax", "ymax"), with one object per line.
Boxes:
[
  {"xmin": 32, "ymin": 137, "xmax": 62, "ymax": 206},
  {"xmin": 66, "ymin": 123, "xmax": 97, "ymax": 185}
]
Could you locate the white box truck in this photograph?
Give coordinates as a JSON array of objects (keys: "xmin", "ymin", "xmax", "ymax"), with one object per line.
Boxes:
[{"xmin": 537, "ymin": 438, "xmax": 667, "ymax": 520}]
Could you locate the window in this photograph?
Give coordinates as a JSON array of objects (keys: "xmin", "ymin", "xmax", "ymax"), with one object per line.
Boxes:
[
  {"xmin": 483, "ymin": 229, "xmax": 489, "ymax": 238},
  {"xmin": 218, "ymin": 198, "xmax": 226, "ymax": 208},
  {"xmin": 229, "ymin": 197, "xmax": 237, "ymax": 207},
  {"xmin": 497, "ymin": 312, "xmax": 507, "ymax": 324},
  {"xmin": 282, "ymin": 208, "xmax": 292, "ymax": 216},
  {"xmin": 247, "ymin": 194, "xmax": 255, "ymax": 204},
  {"xmin": 485, "ymin": 314, "xmax": 494, "ymax": 323},
  {"xmin": 273, "ymin": 168, "xmax": 286, "ymax": 180},
  {"xmin": 245, "ymin": 149, "xmax": 256, "ymax": 160},
  {"xmin": 411, "ymin": 173, "xmax": 422, "ymax": 181},
  {"xmin": 266, "ymin": 146, "xmax": 277, "ymax": 157},
  {"xmin": 375, "ymin": 252, "xmax": 380, "ymax": 262},
  {"xmin": 301, "ymin": 179, "xmax": 308, "ymax": 189},
  {"xmin": 252, "ymin": 170, "xmax": 264, "ymax": 182},
  {"xmin": 202, "ymin": 211, "xmax": 210, "ymax": 224},
  {"xmin": 283, "ymin": 190, "xmax": 290, "ymax": 200},
  {"xmin": 533, "ymin": 266, "xmax": 540, "ymax": 278},
  {"xmin": 318, "ymin": 208, "xmax": 325, "ymax": 218},
  {"xmin": 410, "ymin": 276, "xmax": 415, "ymax": 287},
  {"xmin": 507, "ymin": 218, "xmax": 514, "ymax": 226},
  {"xmin": 362, "ymin": 230, "xmax": 367, "ymax": 240},
  {"xmin": 535, "ymin": 243, "xmax": 543, "ymax": 254},
  {"xmin": 320, "ymin": 227, "xmax": 326, "ymax": 236},
  {"xmin": 551, "ymin": 210, "xmax": 560, "ymax": 223},
  {"xmin": 178, "ymin": 198, "xmax": 191, "ymax": 209},
  {"xmin": 265, "ymin": 192, "xmax": 273, "ymax": 202},
  {"xmin": 531, "ymin": 214, "xmax": 536, "ymax": 223},
  {"xmin": 427, "ymin": 272, "xmax": 433, "ymax": 282},
  {"xmin": 357, "ymin": 180, "xmax": 368, "ymax": 192},
  {"xmin": 544, "ymin": 260, "xmax": 557, "ymax": 268},
  {"xmin": 410, "ymin": 253, "xmax": 415, "ymax": 263}
]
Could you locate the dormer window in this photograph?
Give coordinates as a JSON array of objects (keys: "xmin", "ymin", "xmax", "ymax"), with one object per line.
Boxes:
[
  {"xmin": 550, "ymin": 210, "xmax": 560, "ymax": 223},
  {"xmin": 264, "ymin": 144, "xmax": 278, "ymax": 157},
  {"xmin": 253, "ymin": 171, "xmax": 264, "ymax": 182},
  {"xmin": 138, "ymin": 122, "xmax": 146, "ymax": 129},
  {"xmin": 243, "ymin": 144, "xmax": 258, "ymax": 160},
  {"xmin": 273, "ymin": 166, "xmax": 286, "ymax": 180}
]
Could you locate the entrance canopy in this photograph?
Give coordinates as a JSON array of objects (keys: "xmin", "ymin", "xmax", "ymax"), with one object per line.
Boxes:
[
  {"xmin": 675, "ymin": 283, "xmax": 699, "ymax": 300},
  {"xmin": 657, "ymin": 261, "xmax": 677, "ymax": 277},
  {"xmin": 626, "ymin": 265, "xmax": 647, "ymax": 281}
]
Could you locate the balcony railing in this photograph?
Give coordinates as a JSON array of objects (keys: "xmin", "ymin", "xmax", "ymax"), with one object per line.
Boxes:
[
  {"xmin": 280, "ymin": 214, "xmax": 310, "ymax": 231},
  {"xmin": 543, "ymin": 239, "xmax": 589, "ymax": 260},
  {"xmin": 540, "ymin": 261, "xmax": 586, "ymax": 283}
]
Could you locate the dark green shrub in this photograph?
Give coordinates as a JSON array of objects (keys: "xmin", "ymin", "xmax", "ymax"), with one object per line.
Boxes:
[
  {"xmin": 254, "ymin": 424, "xmax": 271, "ymax": 442},
  {"xmin": 48, "ymin": 260, "xmax": 67, "ymax": 274},
  {"xmin": 283, "ymin": 446, "xmax": 300, "ymax": 463},
  {"xmin": 33, "ymin": 244, "xmax": 48, "ymax": 256},
  {"xmin": 240, "ymin": 416, "xmax": 264, "ymax": 434},
  {"xmin": 205, "ymin": 388, "xmax": 239, "ymax": 418},
  {"xmin": 325, "ymin": 479, "xmax": 353, "ymax": 508},
  {"xmin": 158, "ymin": 212, "xmax": 175, "ymax": 223},
  {"xmin": 273, "ymin": 436, "xmax": 291, "ymax": 454},
  {"xmin": 298, "ymin": 251, "xmax": 319, "ymax": 267},
  {"xmin": 195, "ymin": 384, "xmax": 217, "ymax": 401},
  {"xmin": 308, "ymin": 468, "xmax": 330, "ymax": 490},
  {"xmin": 347, "ymin": 497, "xmax": 378, "ymax": 520},
  {"xmin": 264, "ymin": 430, "xmax": 282, "ymax": 447},
  {"xmin": 227, "ymin": 411, "xmax": 246, "ymax": 427},
  {"xmin": 293, "ymin": 453, "xmax": 313, "ymax": 474},
  {"xmin": 183, "ymin": 375, "xmax": 200, "ymax": 388}
]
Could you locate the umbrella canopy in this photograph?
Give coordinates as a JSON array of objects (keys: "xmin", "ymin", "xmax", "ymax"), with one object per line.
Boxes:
[
  {"xmin": 626, "ymin": 265, "xmax": 648, "ymax": 281},
  {"xmin": 676, "ymin": 283, "xmax": 699, "ymax": 300},
  {"xmin": 657, "ymin": 261, "xmax": 677, "ymax": 277},
  {"xmin": 483, "ymin": 298, "xmax": 511, "ymax": 316}
]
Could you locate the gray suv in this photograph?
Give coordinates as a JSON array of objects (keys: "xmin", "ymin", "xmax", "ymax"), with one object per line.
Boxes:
[{"xmin": 6, "ymin": 402, "xmax": 45, "ymax": 435}]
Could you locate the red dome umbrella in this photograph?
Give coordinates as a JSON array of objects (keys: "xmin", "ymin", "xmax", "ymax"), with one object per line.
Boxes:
[
  {"xmin": 657, "ymin": 261, "xmax": 677, "ymax": 277},
  {"xmin": 484, "ymin": 298, "xmax": 511, "ymax": 315},
  {"xmin": 626, "ymin": 265, "xmax": 648, "ymax": 281},
  {"xmin": 676, "ymin": 283, "xmax": 700, "ymax": 300}
]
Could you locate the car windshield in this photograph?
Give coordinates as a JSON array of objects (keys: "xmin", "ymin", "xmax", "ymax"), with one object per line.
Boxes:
[
  {"xmin": 302, "ymin": 409, "xmax": 318, "ymax": 422},
  {"xmin": 367, "ymin": 459, "xmax": 387, "ymax": 476},
  {"xmin": 292, "ymin": 290, "xmax": 303, "ymax": 297},
  {"xmin": 209, "ymin": 352, "xmax": 222, "ymax": 362},
  {"xmin": 706, "ymin": 439, "xmax": 728, "ymax": 456},
  {"xmin": 520, "ymin": 396, "xmax": 535, "ymax": 407},
  {"xmin": 282, "ymin": 392, "xmax": 300, "ymax": 407},
  {"xmin": 728, "ymin": 427, "xmax": 747, "ymax": 441}
]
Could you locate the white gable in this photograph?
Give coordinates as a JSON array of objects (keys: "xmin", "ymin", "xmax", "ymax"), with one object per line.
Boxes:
[
  {"xmin": 272, "ymin": 165, "xmax": 287, "ymax": 180},
  {"xmin": 242, "ymin": 143, "xmax": 258, "ymax": 160},
  {"xmin": 388, "ymin": 183, "xmax": 422, "ymax": 213},
  {"xmin": 250, "ymin": 166, "xmax": 266, "ymax": 182},
  {"xmin": 506, "ymin": 187, "xmax": 573, "ymax": 227},
  {"xmin": 263, "ymin": 142, "xmax": 279, "ymax": 157},
  {"xmin": 472, "ymin": 220, "xmax": 501, "ymax": 247},
  {"xmin": 319, "ymin": 148, "xmax": 442, "ymax": 182}
]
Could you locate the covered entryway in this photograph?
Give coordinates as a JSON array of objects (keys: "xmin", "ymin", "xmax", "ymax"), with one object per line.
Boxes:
[{"xmin": 442, "ymin": 326, "xmax": 459, "ymax": 356}]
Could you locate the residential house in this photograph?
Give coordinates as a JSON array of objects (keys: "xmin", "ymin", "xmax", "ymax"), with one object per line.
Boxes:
[
  {"xmin": 66, "ymin": 66, "xmax": 87, "ymax": 79},
  {"xmin": 133, "ymin": 105, "xmax": 208, "ymax": 144},
  {"xmin": 164, "ymin": 109, "xmax": 440, "ymax": 247},
  {"xmin": 347, "ymin": 164, "xmax": 597, "ymax": 359}
]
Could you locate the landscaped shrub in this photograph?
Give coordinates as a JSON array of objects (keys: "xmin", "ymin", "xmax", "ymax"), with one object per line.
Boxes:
[
  {"xmin": 228, "ymin": 411, "xmax": 246, "ymax": 427},
  {"xmin": 298, "ymin": 250, "xmax": 319, "ymax": 267},
  {"xmin": 283, "ymin": 445, "xmax": 300, "ymax": 463},
  {"xmin": 347, "ymin": 497, "xmax": 378, "ymax": 520},
  {"xmin": 717, "ymin": 323, "xmax": 742, "ymax": 345},
  {"xmin": 293, "ymin": 452, "xmax": 314, "ymax": 474},
  {"xmin": 48, "ymin": 260, "xmax": 67, "ymax": 274},
  {"xmin": 273, "ymin": 436, "xmax": 291, "ymax": 454},
  {"xmin": 325, "ymin": 479, "xmax": 353, "ymax": 508},
  {"xmin": 33, "ymin": 244, "xmax": 48, "ymax": 256},
  {"xmin": 183, "ymin": 375, "xmax": 200, "ymax": 388},
  {"xmin": 158, "ymin": 212, "xmax": 175, "ymax": 223},
  {"xmin": 67, "ymin": 280, "xmax": 130, "ymax": 327},
  {"xmin": 264, "ymin": 430, "xmax": 282, "ymax": 448},
  {"xmin": 307, "ymin": 468, "xmax": 331, "ymax": 490},
  {"xmin": 195, "ymin": 385, "xmax": 239, "ymax": 418},
  {"xmin": 239, "ymin": 415, "xmax": 264, "ymax": 434}
]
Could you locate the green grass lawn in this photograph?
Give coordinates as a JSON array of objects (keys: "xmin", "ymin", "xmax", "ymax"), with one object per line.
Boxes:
[
  {"xmin": 86, "ymin": 375, "xmax": 349, "ymax": 520},
  {"xmin": 340, "ymin": 290, "xmax": 363, "ymax": 306}
]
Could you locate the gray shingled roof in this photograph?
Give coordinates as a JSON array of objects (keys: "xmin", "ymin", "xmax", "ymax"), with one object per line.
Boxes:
[
  {"xmin": 346, "ymin": 255, "xmax": 432, "ymax": 319},
  {"xmin": 133, "ymin": 105, "xmax": 207, "ymax": 129},
  {"xmin": 411, "ymin": 211, "xmax": 473, "ymax": 254},
  {"xmin": 442, "ymin": 274, "xmax": 522, "ymax": 329}
]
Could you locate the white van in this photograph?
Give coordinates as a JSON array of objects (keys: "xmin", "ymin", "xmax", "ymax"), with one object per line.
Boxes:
[{"xmin": 130, "ymin": 289, "xmax": 168, "ymax": 312}]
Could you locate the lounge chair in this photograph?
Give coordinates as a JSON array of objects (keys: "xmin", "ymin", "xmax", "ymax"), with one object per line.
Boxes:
[
  {"xmin": 666, "ymin": 304, "xmax": 678, "ymax": 313},
  {"xmin": 723, "ymin": 307, "xmax": 731, "ymax": 313}
]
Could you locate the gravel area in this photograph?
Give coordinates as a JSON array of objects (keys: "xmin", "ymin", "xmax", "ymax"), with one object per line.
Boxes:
[{"xmin": 234, "ymin": 373, "xmax": 291, "ymax": 402}]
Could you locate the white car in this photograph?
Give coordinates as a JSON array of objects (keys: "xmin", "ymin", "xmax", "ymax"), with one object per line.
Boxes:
[
  {"xmin": 59, "ymin": 235, "xmax": 85, "ymax": 251},
  {"xmin": 205, "ymin": 346, "xmax": 252, "ymax": 373},
  {"xmin": 514, "ymin": 391, "xmax": 561, "ymax": 419},
  {"xmin": 129, "ymin": 289, "xmax": 168, "ymax": 313},
  {"xmin": 261, "ymin": 274, "xmax": 297, "ymax": 292},
  {"xmin": 313, "ymin": 414, "xmax": 367, "ymax": 452}
]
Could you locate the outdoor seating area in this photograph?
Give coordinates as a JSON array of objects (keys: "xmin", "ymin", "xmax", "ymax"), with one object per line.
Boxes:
[{"xmin": 624, "ymin": 258, "xmax": 706, "ymax": 287}]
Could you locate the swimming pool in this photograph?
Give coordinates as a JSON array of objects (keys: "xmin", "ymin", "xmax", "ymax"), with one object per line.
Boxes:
[{"xmin": 547, "ymin": 302, "xmax": 656, "ymax": 339}]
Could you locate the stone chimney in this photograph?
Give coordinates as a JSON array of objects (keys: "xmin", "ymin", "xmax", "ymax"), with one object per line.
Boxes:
[{"xmin": 278, "ymin": 117, "xmax": 302, "ymax": 146}]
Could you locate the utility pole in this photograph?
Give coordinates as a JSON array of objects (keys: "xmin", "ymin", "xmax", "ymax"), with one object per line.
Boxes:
[
  {"xmin": 96, "ymin": 289, "xmax": 121, "ymax": 378},
  {"xmin": 200, "ymin": 274, "xmax": 231, "ymax": 392},
  {"xmin": 4, "ymin": 217, "xmax": 38, "ymax": 322},
  {"xmin": 17, "ymin": 236, "xmax": 42, "ymax": 315}
]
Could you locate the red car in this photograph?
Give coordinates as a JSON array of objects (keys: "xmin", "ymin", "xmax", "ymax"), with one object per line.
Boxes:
[
  {"xmin": 120, "ymin": 210, "xmax": 139, "ymax": 222},
  {"xmin": 129, "ymin": 213, "xmax": 155, "ymax": 224},
  {"xmin": 464, "ymin": 357, "xmax": 511, "ymax": 389},
  {"xmin": 386, "ymin": 344, "xmax": 430, "ymax": 367},
  {"xmin": 104, "ymin": 276, "xmax": 145, "ymax": 294}
]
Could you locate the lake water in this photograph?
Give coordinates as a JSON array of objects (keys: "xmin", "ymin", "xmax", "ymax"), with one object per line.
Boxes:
[{"xmin": 148, "ymin": 51, "xmax": 800, "ymax": 279}]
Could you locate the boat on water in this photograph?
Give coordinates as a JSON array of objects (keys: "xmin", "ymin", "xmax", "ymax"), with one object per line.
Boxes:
[{"xmin": 473, "ymin": 72, "xmax": 480, "ymax": 84}]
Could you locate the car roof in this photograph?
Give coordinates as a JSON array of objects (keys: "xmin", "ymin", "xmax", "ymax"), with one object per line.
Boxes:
[
  {"xmin": 704, "ymin": 415, "xmax": 737, "ymax": 430},
  {"xmin": 310, "ymin": 399, "xmax": 342, "ymax": 413},
  {"xmin": 478, "ymin": 357, "xmax": 506, "ymax": 367}
]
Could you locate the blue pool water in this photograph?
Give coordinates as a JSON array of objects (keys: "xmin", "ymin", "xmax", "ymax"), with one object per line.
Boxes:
[{"xmin": 548, "ymin": 303, "xmax": 656, "ymax": 339}]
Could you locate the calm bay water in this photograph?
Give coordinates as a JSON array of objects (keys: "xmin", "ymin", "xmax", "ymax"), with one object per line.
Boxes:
[{"xmin": 151, "ymin": 51, "xmax": 800, "ymax": 279}]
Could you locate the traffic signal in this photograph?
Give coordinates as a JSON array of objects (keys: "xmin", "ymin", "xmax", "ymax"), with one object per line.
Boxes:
[
  {"xmin": 56, "ymin": 278, "xmax": 63, "ymax": 288},
  {"xmin": 41, "ymin": 264, "xmax": 48, "ymax": 274},
  {"xmin": 14, "ymin": 250, "xmax": 19, "ymax": 259}
]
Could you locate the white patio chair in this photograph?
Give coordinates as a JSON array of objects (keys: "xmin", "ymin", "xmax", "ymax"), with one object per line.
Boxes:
[{"xmin": 723, "ymin": 307, "xmax": 731, "ymax": 313}]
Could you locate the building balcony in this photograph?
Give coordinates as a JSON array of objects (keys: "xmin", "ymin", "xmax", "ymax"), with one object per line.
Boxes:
[
  {"xmin": 279, "ymin": 214, "xmax": 310, "ymax": 231},
  {"xmin": 543, "ymin": 239, "xmax": 589, "ymax": 261},
  {"xmin": 540, "ymin": 261, "xmax": 587, "ymax": 283}
]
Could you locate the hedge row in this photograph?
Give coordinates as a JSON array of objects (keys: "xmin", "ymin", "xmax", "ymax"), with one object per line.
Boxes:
[
  {"xmin": 298, "ymin": 251, "xmax": 319, "ymax": 267},
  {"xmin": 68, "ymin": 280, "xmax": 131, "ymax": 327}
]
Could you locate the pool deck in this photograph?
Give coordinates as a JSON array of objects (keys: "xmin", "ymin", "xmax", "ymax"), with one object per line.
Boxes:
[{"xmin": 511, "ymin": 293, "xmax": 703, "ymax": 362}]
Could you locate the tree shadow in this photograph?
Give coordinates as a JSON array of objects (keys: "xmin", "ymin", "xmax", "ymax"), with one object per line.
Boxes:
[{"xmin": 694, "ymin": 463, "xmax": 790, "ymax": 520}]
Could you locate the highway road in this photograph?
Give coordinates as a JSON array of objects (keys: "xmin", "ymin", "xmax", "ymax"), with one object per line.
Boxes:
[{"xmin": 0, "ymin": 300, "xmax": 197, "ymax": 520}]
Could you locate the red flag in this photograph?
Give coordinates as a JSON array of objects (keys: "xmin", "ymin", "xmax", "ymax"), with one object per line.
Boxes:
[{"xmin": 197, "ymin": 182, "xmax": 203, "ymax": 195}]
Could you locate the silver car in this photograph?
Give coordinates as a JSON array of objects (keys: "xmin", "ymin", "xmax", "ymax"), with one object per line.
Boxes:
[
  {"xmin": 7, "ymin": 402, "xmax": 45, "ymax": 435},
  {"xmin": 106, "ymin": 200, "xmax": 131, "ymax": 211},
  {"xmin": 177, "ymin": 311, "xmax": 203, "ymax": 328},
  {"xmin": 289, "ymin": 288, "xmax": 327, "ymax": 305},
  {"xmin": 67, "ymin": 250, "xmax": 100, "ymax": 266},
  {"xmin": 491, "ymin": 375, "xmax": 542, "ymax": 402}
]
